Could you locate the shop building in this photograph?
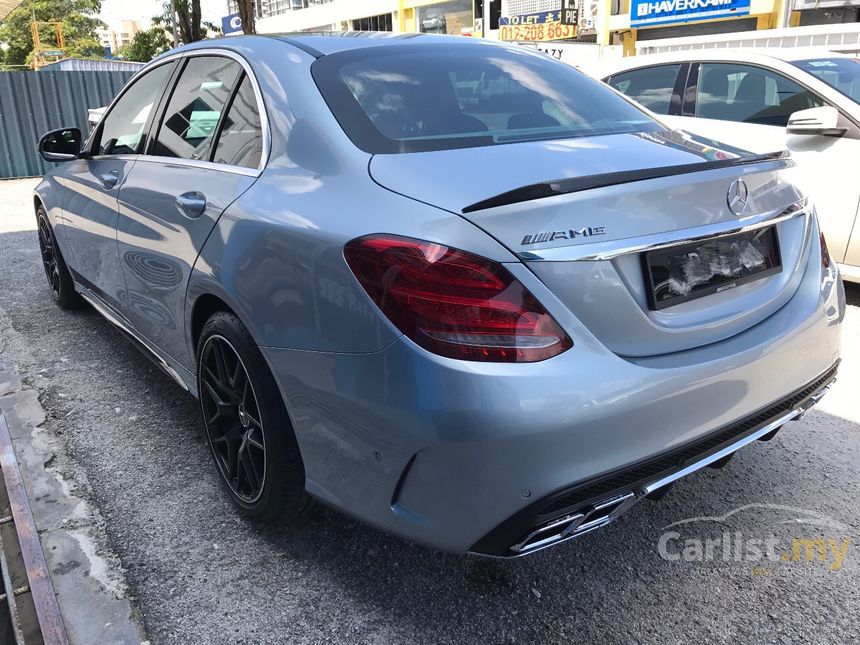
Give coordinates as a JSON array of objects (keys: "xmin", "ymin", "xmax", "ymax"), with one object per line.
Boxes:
[
  {"xmin": 254, "ymin": 0, "xmax": 493, "ymax": 36},
  {"xmin": 248, "ymin": 0, "xmax": 859, "ymax": 58},
  {"xmin": 499, "ymin": 0, "xmax": 859, "ymax": 56}
]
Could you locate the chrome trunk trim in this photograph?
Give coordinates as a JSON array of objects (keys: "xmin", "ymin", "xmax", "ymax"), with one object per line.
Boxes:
[{"xmin": 518, "ymin": 199, "xmax": 808, "ymax": 262}]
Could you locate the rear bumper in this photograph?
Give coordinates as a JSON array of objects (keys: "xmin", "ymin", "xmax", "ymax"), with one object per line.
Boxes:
[
  {"xmin": 261, "ymin": 243, "xmax": 844, "ymax": 555},
  {"xmin": 471, "ymin": 364, "xmax": 837, "ymax": 557}
]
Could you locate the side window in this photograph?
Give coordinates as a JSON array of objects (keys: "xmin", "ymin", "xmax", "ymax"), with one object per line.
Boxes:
[
  {"xmin": 152, "ymin": 56, "xmax": 242, "ymax": 160},
  {"xmin": 695, "ymin": 63, "xmax": 824, "ymax": 126},
  {"xmin": 96, "ymin": 63, "xmax": 173, "ymax": 156},
  {"xmin": 607, "ymin": 64, "xmax": 683, "ymax": 115},
  {"xmin": 212, "ymin": 75, "xmax": 263, "ymax": 169}
]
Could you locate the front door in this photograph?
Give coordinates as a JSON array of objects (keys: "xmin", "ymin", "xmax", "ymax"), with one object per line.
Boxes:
[
  {"xmin": 116, "ymin": 55, "xmax": 264, "ymax": 369},
  {"xmin": 60, "ymin": 62, "xmax": 176, "ymax": 310}
]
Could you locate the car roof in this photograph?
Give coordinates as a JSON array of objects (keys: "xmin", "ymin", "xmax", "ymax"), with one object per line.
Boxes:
[
  {"xmin": 752, "ymin": 46, "xmax": 854, "ymax": 62},
  {"xmin": 170, "ymin": 31, "xmax": 510, "ymax": 59},
  {"xmin": 269, "ymin": 31, "xmax": 434, "ymax": 56},
  {"xmin": 587, "ymin": 47, "xmax": 851, "ymax": 76}
]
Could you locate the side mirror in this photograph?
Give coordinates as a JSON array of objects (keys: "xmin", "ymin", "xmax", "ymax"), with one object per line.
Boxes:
[
  {"xmin": 786, "ymin": 106, "xmax": 847, "ymax": 137},
  {"xmin": 38, "ymin": 127, "xmax": 83, "ymax": 162}
]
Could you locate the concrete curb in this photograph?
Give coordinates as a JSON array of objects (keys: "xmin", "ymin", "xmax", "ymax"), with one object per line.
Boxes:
[{"xmin": 0, "ymin": 311, "xmax": 147, "ymax": 644}]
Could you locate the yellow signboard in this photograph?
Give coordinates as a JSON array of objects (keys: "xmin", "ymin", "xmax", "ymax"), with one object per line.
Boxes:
[{"xmin": 499, "ymin": 11, "xmax": 577, "ymax": 42}]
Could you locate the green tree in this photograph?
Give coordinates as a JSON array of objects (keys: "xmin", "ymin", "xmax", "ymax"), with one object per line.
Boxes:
[
  {"xmin": 0, "ymin": 0, "xmax": 104, "ymax": 67},
  {"xmin": 115, "ymin": 26, "xmax": 171, "ymax": 62}
]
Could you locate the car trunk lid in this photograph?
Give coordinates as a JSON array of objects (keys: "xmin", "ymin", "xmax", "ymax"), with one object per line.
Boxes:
[{"xmin": 369, "ymin": 131, "xmax": 812, "ymax": 357}]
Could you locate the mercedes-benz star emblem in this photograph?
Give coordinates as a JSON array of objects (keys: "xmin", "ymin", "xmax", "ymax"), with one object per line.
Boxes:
[{"xmin": 727, "ymin": 178, "xmax": 750, "ymax": 215}]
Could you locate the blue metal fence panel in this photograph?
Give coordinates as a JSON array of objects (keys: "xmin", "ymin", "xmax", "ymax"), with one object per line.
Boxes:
[{"xmin": 0, "ymin": 70, "xmax": 134, "ymax": 179}]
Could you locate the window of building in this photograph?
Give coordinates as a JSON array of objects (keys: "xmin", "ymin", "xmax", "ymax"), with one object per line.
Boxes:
[
  {"xmin": 416, "ymin": 0, "xmax": 472, "ymax": 35},
  {"xmin": 351, "ymin": 13, "xmax": 393, "ymax": 31}
]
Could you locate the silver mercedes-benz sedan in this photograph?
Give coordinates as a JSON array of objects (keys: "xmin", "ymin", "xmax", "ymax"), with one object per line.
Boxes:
[{"xmin": 34, "ymin": 33, "xmax": 844, "ymax": 557}]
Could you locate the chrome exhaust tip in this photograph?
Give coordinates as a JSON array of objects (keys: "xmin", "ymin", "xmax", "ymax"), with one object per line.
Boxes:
[
  {"xmin": 793, "ymin": 381, "xmax": 835, "ymax": 421},
  {"xmin": 510, "ymin": 491, "xmax": 637, "ymax": 555}
]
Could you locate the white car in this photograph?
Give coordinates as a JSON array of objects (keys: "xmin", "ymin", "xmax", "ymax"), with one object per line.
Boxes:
[
  {"xmin": 586, "ymin": 49, "xmax": 860, "ymax": 283},
  {"xmin": 87, "ymin": 106, "xmax": 106, "ymax": 131}
]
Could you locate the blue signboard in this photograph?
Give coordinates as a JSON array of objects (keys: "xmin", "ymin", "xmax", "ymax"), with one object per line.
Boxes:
[
  {"xmin": 630, "ymin": 0, "xmax": 751, "ymax": 27},
  {"xmin": 221, "ymin": 13, "xmax": 243, "ymax": 35}
]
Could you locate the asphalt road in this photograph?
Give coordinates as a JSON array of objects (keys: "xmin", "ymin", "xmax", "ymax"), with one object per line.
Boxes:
[{"xmin": 1, "ymin": 178, "xmax": 858, "ymax": 644}]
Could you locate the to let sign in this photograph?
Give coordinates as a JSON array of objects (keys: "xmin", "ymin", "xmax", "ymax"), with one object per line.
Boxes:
[{"xmin": 499, "ymin": 11, "xmax": 577, "ymax": 41}]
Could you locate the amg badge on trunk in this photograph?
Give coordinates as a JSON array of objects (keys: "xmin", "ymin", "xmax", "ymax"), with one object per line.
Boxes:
[{"xmin": 522, "ymin": 227, "xmax": 606, "ymax": 246}]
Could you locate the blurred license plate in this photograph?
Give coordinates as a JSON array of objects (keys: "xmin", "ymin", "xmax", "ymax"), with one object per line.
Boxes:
[{"xmin": 643, "ymin": 226, "xmax": 782, "ymax": 310}]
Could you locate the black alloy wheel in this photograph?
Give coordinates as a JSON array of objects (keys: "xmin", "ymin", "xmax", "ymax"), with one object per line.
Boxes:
[
  {"xmin": 36, "ymin": 208, "xmax": 80, "ymax": 309},
  {"xmin": 200, "ymin": 334, "xmax": 267, "ymax": 503},
  {"xmin": 197, "ymin": 311, "xmax": 308, "ymax": 522},
  {"xmin": 38, "ymin": 214, "xmax": 60, "ymax": 297}
]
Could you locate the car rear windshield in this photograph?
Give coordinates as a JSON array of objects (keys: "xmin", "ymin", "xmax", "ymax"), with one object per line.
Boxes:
[
  {"xmin": 793, "ymin": 57, "xmax": 860, "ymax": 104},
  {"xmin": 312, "ymin": 44, "xmax": 661, "ymax": 153}
]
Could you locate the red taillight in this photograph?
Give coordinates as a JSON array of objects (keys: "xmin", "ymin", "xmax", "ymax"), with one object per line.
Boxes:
[
  {"xmin": 344, "ymin": 235, "xmax": 572, "ymax": 362},
  {"xmin": 820, "ymin": 231, "xmax": 831, "ymax": 269}
]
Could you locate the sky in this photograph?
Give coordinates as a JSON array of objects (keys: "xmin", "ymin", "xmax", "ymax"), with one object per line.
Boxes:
[{"xmin": 99, "ymin": 0, "xmax": 228, "ymax": 29}]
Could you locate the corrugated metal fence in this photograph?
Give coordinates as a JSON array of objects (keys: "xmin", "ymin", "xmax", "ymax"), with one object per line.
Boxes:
[{"xmin": 0, "ymin": 70, "xmax": 134, "ymax": 179}]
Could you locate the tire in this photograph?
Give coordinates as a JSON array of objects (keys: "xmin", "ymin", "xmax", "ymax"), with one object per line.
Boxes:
[
  {"xmin": 36, "ymin": 207, "xmax": 81, "ymax": 309},
  {"xmin": 197, "ymin": 311, "xmax": 309, "ymax": 523}
]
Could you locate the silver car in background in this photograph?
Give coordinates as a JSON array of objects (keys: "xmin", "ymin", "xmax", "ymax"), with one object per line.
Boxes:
[{"xmin": 34, "ymin": 34, "xmax": 843, "ymax": 557}]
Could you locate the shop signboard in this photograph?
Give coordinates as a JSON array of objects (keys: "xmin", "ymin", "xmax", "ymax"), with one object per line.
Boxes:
[
  {"xmin": 561, "ymin": 0, "xmax": 579, "ymax": 25},
  {"xmin": 630, "ymin": 0, "xmax": 751, "ymax": 27},
  {"xmin": 499, "ymin": 11, "xmax": 577, "ymax": 41},
  {"xmin": 221, "ymin": 13, "xmax": 243, "ymax": 36}
]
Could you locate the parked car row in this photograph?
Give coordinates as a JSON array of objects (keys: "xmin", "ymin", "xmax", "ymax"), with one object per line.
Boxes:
[
  {"xmin": 35, "ymin": 34, "xmax": 843, "ymax": 558},
  {"xmin": 585, "ymin": 48, "xmax": 860, "ymax": 283}
]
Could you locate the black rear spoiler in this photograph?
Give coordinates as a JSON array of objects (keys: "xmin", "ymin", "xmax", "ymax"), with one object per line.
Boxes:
[{"xmin": 461, "ymin": 150, "xmax": 793, "ymax": 214}]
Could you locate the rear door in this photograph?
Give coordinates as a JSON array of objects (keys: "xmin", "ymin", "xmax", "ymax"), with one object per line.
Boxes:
[
  {"xmin": 60, "ymin": 61, "xmax": 175, "ymax": 311},
  {"xmin": 116, "ymin": 53, "xmax": 265, "ymax": 369}
]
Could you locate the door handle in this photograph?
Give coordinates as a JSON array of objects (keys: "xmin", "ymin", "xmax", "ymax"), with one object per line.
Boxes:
[
  {"xmin": 175, "ymin": 191, "xmax": 207, "ymax": 219},
  {"xmin": 99, "ymin": 170, "xmax": 119, "ymax": 189}
]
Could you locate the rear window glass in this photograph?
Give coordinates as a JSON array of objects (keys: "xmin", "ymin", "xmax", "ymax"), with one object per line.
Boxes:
[{"xmin": 312, "ymin": 44, "xmax": 661, "ymax": 153}]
